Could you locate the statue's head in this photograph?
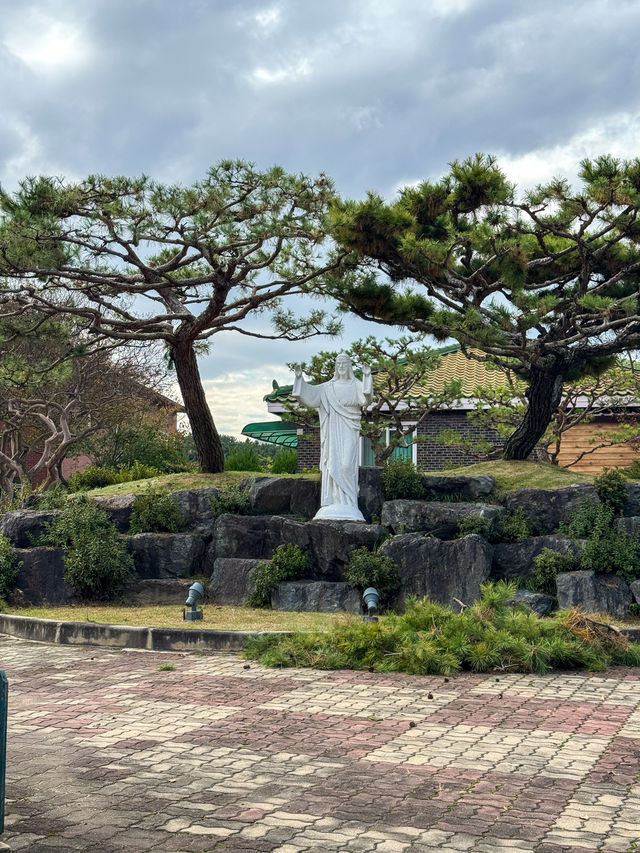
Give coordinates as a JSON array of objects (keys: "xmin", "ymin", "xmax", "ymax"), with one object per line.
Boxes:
[{"xmin": 334, "ymin": 353, "xmax": 354, "ymax": 381}]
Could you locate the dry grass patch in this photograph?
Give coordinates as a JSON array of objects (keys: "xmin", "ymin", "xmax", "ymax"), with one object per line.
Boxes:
[{"xmin": 8, "ymin": 603, "xmax": 346, "ymax": 632}]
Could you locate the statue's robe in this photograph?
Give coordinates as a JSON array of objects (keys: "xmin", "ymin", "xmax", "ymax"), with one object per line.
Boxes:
[{"xmin": 293, "ymin": 374, "xmax": 372, "ymax": 521}]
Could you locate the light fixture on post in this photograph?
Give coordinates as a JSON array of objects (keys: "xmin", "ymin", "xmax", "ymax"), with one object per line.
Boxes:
[
  {"xmin": 362, "ymin": 587, "xmax": 379, "ymax": 622},
  {"xmin": 183, "ymin": 581, "xmax": 204, "ymax": 621}
]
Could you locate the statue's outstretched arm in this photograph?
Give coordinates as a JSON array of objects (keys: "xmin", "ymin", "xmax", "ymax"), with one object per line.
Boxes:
[
  {"xmin": 362, "ymin": 363, "xmax": 373, "ymax": 404},
  {"xmin": 292, "ymin": 366, "xmax": 322, "ymax": 408}
]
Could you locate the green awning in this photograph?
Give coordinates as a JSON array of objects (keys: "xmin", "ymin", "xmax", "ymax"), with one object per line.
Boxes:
[{"xmin": 241, "ymin": 421, "xmax": 298, "ymax": 447}]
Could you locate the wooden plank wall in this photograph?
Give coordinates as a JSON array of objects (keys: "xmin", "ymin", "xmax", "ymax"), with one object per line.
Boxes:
[{"xmin": 553, "ymin": 421, "xmax": 640, "ymax": 472}]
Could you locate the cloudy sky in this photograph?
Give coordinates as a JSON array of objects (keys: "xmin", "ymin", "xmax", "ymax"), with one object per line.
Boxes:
[{"xmin": 2, "ymin": 0, "xmax": 640, "ymax": 435}]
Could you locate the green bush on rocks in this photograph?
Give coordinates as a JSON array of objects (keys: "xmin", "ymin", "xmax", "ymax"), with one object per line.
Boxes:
[
  {"xmin": 0, "ymin": 534, "xmax": 20, "ymax": 604},
  {"xmin": 209, "ymin": 482, "xmax": 251, "ymax": 518},
  {"xmin": 343, "ymin": 547, "xmax": 401, "ymax": 610},
  {"xmin": 129, "ymin": 487, "xmax": 181, "ymax": 534},
  {"xmin": 246, "ymin": 543, "xmax": 310, "ymax": 608},
  {"xmin": 41, "ymin": 497, "xmax": 134, "ymax": 600},
  {"xmin": 381, "ymin": 458, "xmax": 425, "ymax": 500}
]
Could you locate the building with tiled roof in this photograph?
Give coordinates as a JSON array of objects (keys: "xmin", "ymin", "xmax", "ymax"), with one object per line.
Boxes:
[{"xmin": 244, "ymin": 345, "xmax": 640, "ymax": 473}]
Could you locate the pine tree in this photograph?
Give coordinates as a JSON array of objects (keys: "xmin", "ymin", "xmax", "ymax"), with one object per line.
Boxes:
[{"xmin": 330, "ymin": 154, "xmax": 640, "ymax": 459}]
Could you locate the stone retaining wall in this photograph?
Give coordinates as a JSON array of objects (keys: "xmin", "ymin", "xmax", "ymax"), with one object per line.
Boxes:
[{"xmin": 4, "ymin": 473, "xmax": 640, "ymax": 619}]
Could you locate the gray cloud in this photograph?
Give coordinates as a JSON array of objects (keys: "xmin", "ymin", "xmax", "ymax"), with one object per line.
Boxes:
[
  {"xmin": 2, "ymin": 0, "xmax": 639, "ymax": 432},
  {"xmin": 4, "ymin": 0, "xmax": 639, "ymax": 195}
]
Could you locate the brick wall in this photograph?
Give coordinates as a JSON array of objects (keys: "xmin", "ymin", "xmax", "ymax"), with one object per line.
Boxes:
[
  {"xmin": 416, "ymin": 411, "xmax": 502, "ymax": 470},
  {"xmin": 296, "ymin": 427, "xmax": 321, "ymax": 472},
  {"xmin": 295, "ymin": 413, "xmax": 503, "ymax": 472}
]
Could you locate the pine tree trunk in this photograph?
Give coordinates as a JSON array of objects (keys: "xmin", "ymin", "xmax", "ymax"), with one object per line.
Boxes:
[
  {"xmin": 502, "ymin": 368, "xmax": 565, "ymax": 461},
  {"xmin": 171, "ymin": 339, "xmax": 225, "ymax": 473}
]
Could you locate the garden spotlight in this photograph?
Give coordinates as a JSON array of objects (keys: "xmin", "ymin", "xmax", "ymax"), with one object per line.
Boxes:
[
  {"xmin": 362, "ymin": 587, "xmax": 379, "ymax": 622},
  {"xmin": 183, "ymin": 581, "xmax": 204, "ymax": 621}
]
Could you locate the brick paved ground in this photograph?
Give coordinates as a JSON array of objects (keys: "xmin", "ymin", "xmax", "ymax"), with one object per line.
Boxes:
[{"xmin": 1, "ymin": 636, "xmax": 640, "ymax": 852}]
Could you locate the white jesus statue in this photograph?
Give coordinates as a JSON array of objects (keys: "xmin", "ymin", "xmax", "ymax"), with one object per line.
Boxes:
[{"xmin": 293, "ymin": 354, "xmax": 373, "ymax": 522}]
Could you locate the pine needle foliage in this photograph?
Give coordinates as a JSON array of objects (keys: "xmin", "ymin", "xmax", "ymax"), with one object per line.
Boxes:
[{"xmin": 245, "ymin": 580, "xmax": 640, "ymax": 675}]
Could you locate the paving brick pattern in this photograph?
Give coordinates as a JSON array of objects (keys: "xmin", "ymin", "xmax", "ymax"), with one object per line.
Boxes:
[{"xmin": 1, "ymin": 636, "xmax": 640, "ymax": 852}]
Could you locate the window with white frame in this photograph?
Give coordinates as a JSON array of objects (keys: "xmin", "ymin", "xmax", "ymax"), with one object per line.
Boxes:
[{"xmin": 360, "ymin": 426, "xmax": 417, "ymax": 466}]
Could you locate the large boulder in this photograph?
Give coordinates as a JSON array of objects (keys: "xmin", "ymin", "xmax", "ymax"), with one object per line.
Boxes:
[
  {"xmin": 508, "ymin": 589, "xmax": 556, "ymax": 617},
  {"xmin": 271, "ymin": 580, "xmax": 361, "ymax": 613},
  {"xmin": 170, "ymin": 488, "xmax": 219, "ymax": 532},
  {"xmin": 279, "ymin": 519, "xmax": 387, "ymax": 580},
  {"xmin": 492, "ymin": 535, "xmax": 578, "ymax": 581},
  {"xmin": 11, "ymin": 546, "xmax": 72, "ymax": 605},
  {"xmin": 381, "ymin": 500, "xmax": 504, "ymax": 539},
  {"xmin": 91, "ymin": 494, "xmax": 137, "ymax": 532},
  {"xmin": 379, "ymin": 533, "xmax": 493, "ymax": 609},
  {"xmin": 209, "ymin": 514, "xmax": 286, "ymax": 563},
  {"xmin": 126, "ymin": 578, "xmax": 193, "ymax": 605},
  {"xmin": 556, "ymin": 570, "xmax": 632, "ymax": 618},
  {"xmin": 207, "ymin": 514, "xmax": 385, "ymax": 580},
  {"xmin": 505, "ymin": 485, "xmax": 598, "ymax": 534},
  {"xmin": 128, "ymin": 533, "xmax": 205, "ymax": 579},
  {"xmin": 244, "ymin": 476, "xmax": 320, "ymax": 519},
  {"xmin": 358, "ymin": 467, "xmax": 384, "ymax": 522},
  {"xmin": 0, "ymin": 510, "xmax": 59, "ymax": 548},
  {"xmin": 208, "ymin": 557, "xmax": 265, "ymax": 605},
  {"xmin": 421, "ymin": 474, "xmax": 495, "ymax": 501},
  {"xmin": 629, "ymin": 579, "xmax": 640, "ymax": 605},
  {"xmin": 623, "ymin": 484, "xmax": 640, "ymax": 517},
  {"xmin": 616, "ymin": 517, "xmax": 640, "ymax": 539}
]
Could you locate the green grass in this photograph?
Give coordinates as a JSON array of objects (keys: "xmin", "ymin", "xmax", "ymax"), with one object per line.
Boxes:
[
  {"xmin": 82, "ymin": 462, "xmax": 592, "ymax": 501},
  {"xmin": 6, "ymin": 603, "xmax": 343, "ymax": 632},
  {"xmin": 443, "ymin": 460, "xmax": 595, "ymax": 499},
  {"xmin": 84, "ymin": 470, "xmax": 319, "ymax": 498}
]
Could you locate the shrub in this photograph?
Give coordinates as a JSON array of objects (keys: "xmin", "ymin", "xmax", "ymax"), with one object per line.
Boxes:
[
  {"xmin": 246, "ymin": 543, "xmax": 310, "ymax": 608},
  {"xmin": 343, "ymin": 547, "xmax": 401, "ymax": 610},
  {"xmin": 0, "ymin": 534, "xmax": 20, "ymax": 601},
  {"xmin": 209, "ymin": 482, "xmax": 251, "ymax": 518},
  {"xmin": 129, "ymin": 487, "xmax": 181, "ymax": 534},
  {"xmin": 381, "ymin": 458, "xmax": 425, "ymax": 500},
  {"xmin": 457, "ymin": 515, "xmax": 492, "ymax": 539},
  {"xmin": 623, "ymin": 460, "xmax": 640, "ymax": 480},
  {"xmin": 494, "ymin": 508, "xmax": 534, "ymax": 543},
  {"xmin": 579, "ymin": 520, "xmax": 640, "ymax": 584},
  {"xmin": 456, "ymin": 508, "xmax": 533, "ymax": 544},
  {"xmin": 41, "ymin": 497, "xmax": 134, "ymax": 600},
  {"xmin": 560, "ymin": 499, "xmax": 605, "ymax": 539},
  {"xmin": 34, "ymin": 483, "xmax": 68, "ymax": 510},
  {"xmin": 67, "ymin": 462, "xmax": 163, "ymax": 492},
  {"xmin": 245, "ymin": 580, "xmax": 640, "ymax": 675},
  {"xmin": 301, "ymin": 465, "xmax": 320, "ymax": 475},
  {"xmin": 225, "ymin": 445, "xmax": 264, "ymax": 472},
  {"xmin": 84, "ymin": 420, "xmax": 191, "ymax": 473},
  {"xmin": 528, "ymin": 548, "xmax": 577, "ymax": 595},
  {"xmin": 560, "ymin": 499, "xmax": 640, "ymax": 583},
  {"xmin": 270, "ymin": 448, "xmax": 298, "ymax": 475},
  {"xmin": 68, "ymin": 465, "xmax": 119, "ymax": 491},
  {"xmin": 593, "ymin": 468, "xmax": 628, "ymax": 515},
  {"xmin": 115, "ymin": 461, "xmax": 163, "ymax": 483}
]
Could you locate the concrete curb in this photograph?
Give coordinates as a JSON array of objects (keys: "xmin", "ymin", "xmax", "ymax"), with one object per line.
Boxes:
[
  {"xmin": 2, "ymin": 613, "xmax": 639, "ymax": 655},
  {"xmin": 0, "ymin": 614, "xmax": 288, "ymax": 653}
]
